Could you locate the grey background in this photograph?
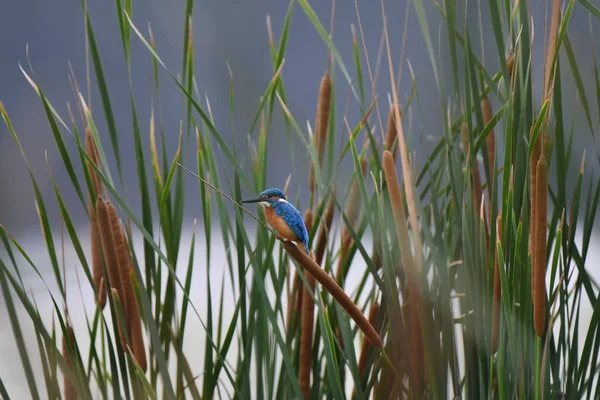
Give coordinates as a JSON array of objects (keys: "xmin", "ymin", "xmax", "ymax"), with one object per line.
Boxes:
[{"xmin": 1, "ymin": 1, "xmax": 597, "ymax": 236}]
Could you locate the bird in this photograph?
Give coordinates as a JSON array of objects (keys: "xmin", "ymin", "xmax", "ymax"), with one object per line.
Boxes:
[{"xmin": 241, "ymin": 188, "xmax": 310, "ymax": 254}]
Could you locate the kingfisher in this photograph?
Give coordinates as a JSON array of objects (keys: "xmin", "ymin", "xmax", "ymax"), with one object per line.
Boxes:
[{"xmin": 241, "ymin": 188, "xmax": 310, "ymax": 254}]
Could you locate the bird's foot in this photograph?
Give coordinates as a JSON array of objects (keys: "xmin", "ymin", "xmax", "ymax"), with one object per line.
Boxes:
[{"xmin": 275, "ymin": 233, "xmax": 288, "ymax": 242}]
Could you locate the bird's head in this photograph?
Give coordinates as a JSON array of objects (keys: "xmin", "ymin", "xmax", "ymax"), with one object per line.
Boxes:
[{"xmin": 241, "ymin": 188, "xmax": 287, "ymax": 208}]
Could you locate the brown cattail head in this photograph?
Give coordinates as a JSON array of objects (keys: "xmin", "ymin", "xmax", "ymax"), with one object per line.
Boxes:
[
  {"xmin": 95, "ymin": 197, "xmax": 128, "ymax": 346},
  {"xmin": 62, "ymin": 324, "xmax": 77, "ymax": 400},
  {"xmin": 95, "ymin": 197, "xmax": 123, "ymax": 295},
  {"xmin": 107, "ymin": 203, "xmax": 131, "ymax": 324},
  {"xmin": 308, "ymin": 71, "xmax": 333, "ymax": 193},
  {"xmin": 491, "ymin": 214, "xmax": 503, "ymax": 354},
  {"xmin": 534, "ymin": 156, "xmax": 548, "ymax": 337},
  {"xmin": 384, "ymin": 104, "xmax": 402, "ymax": 161},
  {"xmin": 127, "ymin": 262, "xmax": 147, "ymax": 373}
]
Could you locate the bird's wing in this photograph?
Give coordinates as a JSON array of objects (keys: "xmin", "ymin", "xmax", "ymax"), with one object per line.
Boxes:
[{"xmin": 275, "ymin": 202, "xmax": 309, "ymax": 246}]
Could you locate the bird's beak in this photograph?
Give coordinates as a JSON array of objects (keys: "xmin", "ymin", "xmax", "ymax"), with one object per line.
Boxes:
[{"xmin": 240, "ymin": 197, "xmax": 262, "ymax": 204}]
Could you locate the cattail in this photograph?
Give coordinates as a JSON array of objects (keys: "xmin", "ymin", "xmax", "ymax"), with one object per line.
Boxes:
[
  {"xmin": 95, "ymin": 196, "xmax": 126, "ymax": 345},
  {"xmin": 352, "ymin": 302, "xmax": 380, "ymax": 400},
  {"xmin": 298, "ymin": 208, "xmax": 316, "ymax": 399},
  {"xmin": 286, "ymin": 264, "xmax": 302, "ymax": 334},
  {"xmin": 384, "ymin": 104, "xmax": 402, "ymax": 161},
  {"xmin": 119, "ymin": 225, "xmax": 147, "ymax": 372},
  {"xmin": 534, "ymin": 156, "xmax": 548, "ymax": 337},
  {"xmin": 286, "ymin": 210, "xmax": 313, "ymax": 333},
  {"xmin": 299, "ymin": 270, "xmax": 316, "ymax": 399},
  {"xmin": 62, "ymin": 324, "xmax": 77, "ymax": 400},
  {"xmin": 491, "ymin": 214, "xmax": 502, "ymax": 354},
  {"xmin": 308, "ymin": 71, "xmax": 332, "ymax": 193},
  {"xmin": 382, "ymin": 150, "xmax": 423, "ymax": 397},
  {"xmin": 127, "ymin": 263, "xmax": 147, "ymax": 372},
  {"xmin": 283, "ymin": 242, "xmax": 382, "ymax": 348},
  {"xmin": 107, "ymin": 203, "xmax": 130, "ymax": 324}
]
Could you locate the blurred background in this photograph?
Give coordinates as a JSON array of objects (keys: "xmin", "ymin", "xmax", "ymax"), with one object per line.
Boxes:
[
  {"xmin": 1, "ymin": 0, "xmax": 600, "ymax": 397},
  {"xmin": 1, "ymin": 1, "xmax": 598, "ymax": 235}
]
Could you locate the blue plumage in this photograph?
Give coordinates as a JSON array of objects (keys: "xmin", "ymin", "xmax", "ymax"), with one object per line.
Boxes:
[
  {"xmin": 272, "ymin": 200, "xmax": 309, "ymax": 252},
  {"xmin": 241, "ymin": 188, "xmax": 310, "ymax": 254}
]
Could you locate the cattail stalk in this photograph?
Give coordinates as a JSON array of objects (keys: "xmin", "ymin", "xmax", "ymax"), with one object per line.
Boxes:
[
  {"xmin": 283, "ymin": 242, "xmax": 382, "ymax": 349},
  {"xmin": 62, "ymin": 324, "xmax": 77, "ymax": 400},
  {"xmin": 534, "ymin": 156, "xmax": 548, "ymax": 337},
  {"xmin": 491, "ymin": 214, "xmax": 502, "ymax": 353},
  {"xmin": 299, "ymin": 271, "xmax": 316, "ymax": 399},
  {"xmin": 298, "ymin": 209, "xmax": 315, "ymax": 398},
  {"xmin": 308, "ymin": 71, "xmax": 332, "ymax": 193},
  {"xmin": 382, "ymin": 150, "xmax": 422, "ymax": 397}
]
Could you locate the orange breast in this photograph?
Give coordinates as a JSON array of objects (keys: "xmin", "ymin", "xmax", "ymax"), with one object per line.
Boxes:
[{"xmin": 264, "ymin": 207, "xmax": 297, "ymax": 242}]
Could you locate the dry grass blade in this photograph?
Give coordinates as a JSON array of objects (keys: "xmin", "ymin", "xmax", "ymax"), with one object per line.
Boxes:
[{"xmin": 282, "ymin": 242, "xmax": 383, "ymax": 349}]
